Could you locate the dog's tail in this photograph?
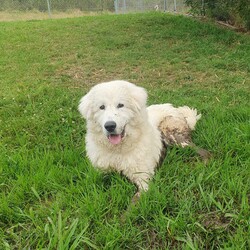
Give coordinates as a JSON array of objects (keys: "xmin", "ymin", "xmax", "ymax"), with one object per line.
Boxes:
[{"xmin": 177, "ymin": 106, "xmax": 201, "ymax": 130}]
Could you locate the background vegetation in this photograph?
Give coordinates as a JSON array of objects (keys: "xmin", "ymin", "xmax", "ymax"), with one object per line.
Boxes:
[
  {"xmin": 0, "ymin": 12, "xmax": 249, "ymax": 249},
  {"xmin": 186, "ymin": 0, "xmax": 250, "ymax": 30}
]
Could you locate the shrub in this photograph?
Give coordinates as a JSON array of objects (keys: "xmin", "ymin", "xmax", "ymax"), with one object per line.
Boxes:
[{"xmin": 185, "ymin": 0, "xmax": 250, "ymax": 30}]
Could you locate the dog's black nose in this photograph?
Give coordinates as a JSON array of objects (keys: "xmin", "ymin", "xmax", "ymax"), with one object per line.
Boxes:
[{"xmin": 104, "ymin": 121, "xmax": 116, "ymax": 132}]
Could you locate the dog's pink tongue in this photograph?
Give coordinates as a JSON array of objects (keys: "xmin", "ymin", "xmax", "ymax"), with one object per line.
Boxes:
[{"xmin": 108, "ymin": 134, "xmax": 122, "ymax": 145}]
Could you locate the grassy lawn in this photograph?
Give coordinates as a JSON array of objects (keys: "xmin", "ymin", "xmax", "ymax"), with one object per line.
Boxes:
[{"xmin": 0, "ymin": 13, "xmax": 249, "ymax": 249}]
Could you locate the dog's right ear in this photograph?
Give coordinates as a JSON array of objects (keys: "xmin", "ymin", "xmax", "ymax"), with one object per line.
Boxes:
[{"xmin": 78, "ymin": 92, "xmax": 92, "ymax": 119}]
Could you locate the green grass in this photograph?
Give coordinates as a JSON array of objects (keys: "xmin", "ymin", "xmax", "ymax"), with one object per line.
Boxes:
[{"xmin": 0, "ymin": 13, "xmax": 249, "ymax": 249}]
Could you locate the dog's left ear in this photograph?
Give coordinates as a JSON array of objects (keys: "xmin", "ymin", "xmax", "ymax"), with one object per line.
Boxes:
[
  {"xmin": 78, "ymin": 92, "xmax": 92, "ymax": 119},
  {"xmin": 131, "ymin": 86, "xmax": 147, "ymax": 111}
]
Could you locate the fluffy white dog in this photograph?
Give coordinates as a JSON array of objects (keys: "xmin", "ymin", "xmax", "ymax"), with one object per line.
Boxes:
[{"xmin": 78, "ymin": 80, "xmax": 206, "ymax": 199}]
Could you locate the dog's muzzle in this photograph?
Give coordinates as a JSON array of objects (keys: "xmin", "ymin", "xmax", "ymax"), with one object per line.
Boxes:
[{"xmin": 104, "ymin": 121, "xmax": 125, "ymax": 145}]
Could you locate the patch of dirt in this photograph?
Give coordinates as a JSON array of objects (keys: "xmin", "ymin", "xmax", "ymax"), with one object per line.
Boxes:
[{"xmin": 201, "ymin": 212, "xmax": 232, "ymax": 230}]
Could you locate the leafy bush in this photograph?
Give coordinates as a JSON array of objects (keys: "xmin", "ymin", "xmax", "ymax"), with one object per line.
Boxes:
[{"xmin": 185, "ymin": 0, "xmax": 250, "ymax": 30}]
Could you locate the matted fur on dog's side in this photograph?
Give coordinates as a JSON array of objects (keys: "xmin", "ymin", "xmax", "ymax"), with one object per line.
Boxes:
[{"xmin": 78, "ymin": 80, "xmax": 202, "ymax": 198}]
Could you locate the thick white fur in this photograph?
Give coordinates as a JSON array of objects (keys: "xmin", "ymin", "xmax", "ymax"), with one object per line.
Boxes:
[
  {"xmin": 147, "ymin": 104, "xmax": 201, "ymax": 130},
  {"xmin": 78, "ymin": 80, "xmax": 200, "ymax": 192}
]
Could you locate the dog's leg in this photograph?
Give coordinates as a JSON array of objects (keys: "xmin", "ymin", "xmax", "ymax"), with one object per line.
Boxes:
[
  {"xmin": 159, "ymin": 115, "xmax": 211, "ymax": 163},
  {"xmin": 131, "ymin": 191, "xmax": 141, "ymax": 204},
  {"xmin": 131, "ymin": 173, "xmax": 150, "ymax": 203},
  {"xmin": 120, "ymin": 174, "xmax": 150, "ymax": 222},
  {"xmin": 188, "ymin": 142, "xmax": 211, "ymax": 163}
]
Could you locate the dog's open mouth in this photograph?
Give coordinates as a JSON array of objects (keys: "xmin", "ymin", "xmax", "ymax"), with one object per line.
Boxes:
[{"xmin": 108, "ymin": 129, "xmax": 125, "ymax": 145}]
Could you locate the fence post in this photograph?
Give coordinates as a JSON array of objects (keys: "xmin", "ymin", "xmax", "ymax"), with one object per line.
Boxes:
[
  {"xmin": 123, "ymin": 0, "xmax": 126, "ymax": 14},
  {"xmin": 114, "ymin": 0, "xmax": 118, "ymax": 14},
  {"xmin": 164, "ymin": 0, "xmax": 167, "ymax": 12},
  {"xmin": 201, "ymin": 0, "xmax": 205, "ymax": 16},
  {"xmin": 46, "ymin": 0, "xmax": 52, "ymax": 18},
  {"xmin": 174, "ymin": 0, "xmax": 177, "ymax": 12}
]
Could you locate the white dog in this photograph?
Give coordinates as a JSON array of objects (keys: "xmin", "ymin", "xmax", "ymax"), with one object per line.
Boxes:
[{"xmin": 78, "ymin": 80, "xmax": 206, "ymax": 199}]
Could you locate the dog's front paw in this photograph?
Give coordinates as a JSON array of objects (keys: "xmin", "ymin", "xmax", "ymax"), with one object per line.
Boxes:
[{"xmin": 131, "ymin": 191, "xmax": 141, "ymax": 204}]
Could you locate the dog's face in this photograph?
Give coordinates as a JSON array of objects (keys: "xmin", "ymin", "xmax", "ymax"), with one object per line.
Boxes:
[{"xmin": 78, "ymin": 80, "xmax": 147, "ymax": 145}]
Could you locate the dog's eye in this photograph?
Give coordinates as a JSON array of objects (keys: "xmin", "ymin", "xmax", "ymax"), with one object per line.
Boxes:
[
  {"xmin": 117, "ymin": 103, "xmax": 124, "ymax": 108},
  {"xmin": 99, "ymin": 105, "xmax": 105, "ymax": 110}
]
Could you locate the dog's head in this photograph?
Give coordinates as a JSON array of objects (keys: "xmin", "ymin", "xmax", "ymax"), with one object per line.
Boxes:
[{"xmin": 78, "ymin": 80, "xmax": 147, "ymax": 145}]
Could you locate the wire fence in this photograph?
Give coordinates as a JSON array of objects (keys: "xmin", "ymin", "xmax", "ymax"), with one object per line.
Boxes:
[
  {"xmin": 115, "ymin": 0, "xmax": 187, "ymax": 14},
  {"xmin": 0, "ymin": 0, "xmax": 188, "ymax": 21},
  {"xmin": 0, "ymin": 0, "xmax": 114, "ymax": 12}
]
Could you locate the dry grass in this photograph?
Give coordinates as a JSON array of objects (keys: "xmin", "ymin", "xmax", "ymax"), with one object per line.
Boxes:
[{"xmin": 0, "ymin": 9, "xmax": 106, "ymax": 22}]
